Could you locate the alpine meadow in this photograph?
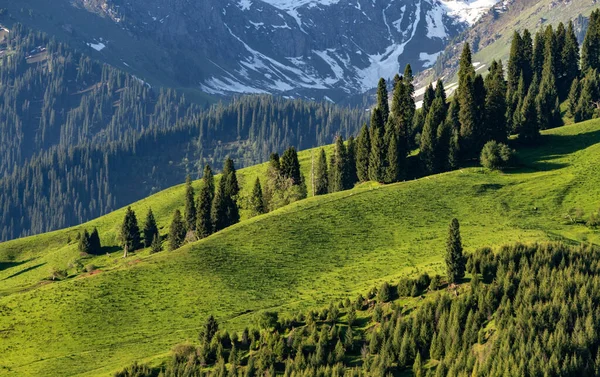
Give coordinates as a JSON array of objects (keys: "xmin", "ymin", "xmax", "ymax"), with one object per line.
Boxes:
[{"xmin": 2, "ymin": 2, "xmax": 600, "ymax": 377}]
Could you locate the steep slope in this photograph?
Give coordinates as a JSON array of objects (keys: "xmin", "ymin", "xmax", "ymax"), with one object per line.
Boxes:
[
  {"xmin": 2, "ymin": 120, "xmax": 600, "ymax": 376},
  {"xmin": 429, "ymin": 0, "xmax": 597, "ymax": 84},
  {"xmin": 1, "ymin": 0, "xmax": 499, "ymax": 101}
]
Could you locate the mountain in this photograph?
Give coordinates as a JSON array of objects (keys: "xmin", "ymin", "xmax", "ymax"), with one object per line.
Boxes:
[
  {"xmin": 2, "ymin": 118, "xmax": 600, "ymax": 376},
  {"xmin": 1, "ymin": 0, "xmax": 500, "ymax": 102}
]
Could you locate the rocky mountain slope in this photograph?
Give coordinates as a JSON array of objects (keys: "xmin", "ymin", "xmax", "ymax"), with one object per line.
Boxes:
[{"xmin": 1, "ymin": 0, "xmax": 499, "ymax": 102}]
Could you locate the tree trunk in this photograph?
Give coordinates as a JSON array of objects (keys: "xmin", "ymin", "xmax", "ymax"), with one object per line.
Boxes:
[{"xmin": 123, "ymin": 244, "xmax": 128, "ymax": 258}]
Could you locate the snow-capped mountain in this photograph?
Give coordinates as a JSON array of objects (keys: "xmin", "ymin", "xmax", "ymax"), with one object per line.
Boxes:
[{"xmin": 73, "ymin": 0, "xmax": 500, "ymax": 101}]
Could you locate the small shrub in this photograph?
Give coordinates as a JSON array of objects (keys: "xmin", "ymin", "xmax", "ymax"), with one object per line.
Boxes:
[
  {"xmin": 416, "ymin": 273, "xmax": 431, "ymax": 290},
  {"xmin": 397, "ymin": 278, "xmax": 414, "ymax": 297},
  {"xmin": 429, "ymin": 275, "xmax": 443, "ymax": 291},
  {"xmin": 85, "ymin": 264, "xmax": 97, "ymax": 273},
  {"xmin": 480, "ymin": 141, "xmax": 514, "ymax": 170},
  {"xmin": 378, "ymin": 282, "xmax": 391, "ymax": 302}
]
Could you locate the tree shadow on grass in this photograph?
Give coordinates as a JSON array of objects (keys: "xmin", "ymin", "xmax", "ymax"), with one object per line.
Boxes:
[
  {"xmin": 508, "ymin": 128, "xmax": 600, "ymax": 173},
  {"xmin": 0, "ymin": 257, "xmax": 36, "ymax": 272},
  {"xmin": 3, "ymin": 262, "xmax": 46, "ymax": 281}
]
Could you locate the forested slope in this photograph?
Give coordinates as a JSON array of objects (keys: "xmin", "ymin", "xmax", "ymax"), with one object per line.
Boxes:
[
  {"xmin": 0, "ymin": 25, "xmax": 367, "ymax": 241},
  {"xmin": 2, "ymin": 119, "xmax": 600, "ymax": 376}
]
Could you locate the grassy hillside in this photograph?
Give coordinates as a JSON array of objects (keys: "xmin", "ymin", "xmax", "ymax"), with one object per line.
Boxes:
[{"xmin": 2, "ymin": 120, "xmax": 600, "ymax": 376}]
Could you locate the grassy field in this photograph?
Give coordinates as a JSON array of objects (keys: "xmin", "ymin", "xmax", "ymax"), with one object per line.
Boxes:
[{"xmin": 2, "ymin": 120, "xmax": 600, "ymax": 376}]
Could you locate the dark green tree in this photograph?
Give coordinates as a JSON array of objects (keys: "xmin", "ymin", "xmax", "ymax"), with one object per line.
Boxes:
[
  {"xmin": 143, "ymin": 208, "xmax": 159, "ymax": 248},
  {"xmin": 421, "ymin": 97, "xmax": 446, "ymax": 174},
  {"xmin": 223, "ymin": 158, "xmax": 240, "ymax": 226},
  {"xmin": 356, "ymin": 124, "xmax": 370, "ymax": 182},
  {"xmin": 78, "ymin": 229, "xmax": 91, "ymax": 254},
  {"xmin": 376, "ymin": 77, "xmax": 390, "ymax": 124},
  {"xmin": 250, "ymin": 177, "xmax": 266, "ymax": 216},
  {"xmin": 536, "ymin": 39, "xmax": 562, "ymax": 130},
  {"xmin": 151, "ymin": 234, "xmax": 162, "ymax": 253},
  {"xmin": 567, "ymin": 77, "xmax": 581, "ymax": 118},
  {"xmin": 582, "ymin": 10, "xmax": 600, "ymax": 73},
  {"xmin": 446, "ymin": 96, "xmax": 461, "ymax": 169},
  {"xmin": 119, "ymin": 206, "xmax": 141, "ymax": 257},
  {"xmin": 385, "ymin": 129, "xmax": 400, "ymax": 183},
  {"xmin": 369, "ymin": 108, "xmax": 386, "ymax": 182},
  {"xmin": 330, "ymin": 136, "xmax": 349, "ymax": 192},
  {"xmin": 314, "ymin": 148, "xmax": 329, "ymax": 195},
  {"xmin": 445, "ymin": 218, "xmax": 465, "ymax": 284},
  {"xmin": 532, "ymin": 31, "xmax": 545, "ymax": 80},
  {"xmin": 201, "ymin": 315, "xmax": 219, "ymax": 345},
  {"xmin": 561, "ymin": 21, "xmax": 580, "ymax": 98},
  {"xmin": 346, "ymin": 136, "xmax": 358, "ymax": 186},
  {"xmin": 184, "ymin": 175, "xmax": 196, "ymax": 231},
  {"xmin": 211, "ymin": 179, "xmax": 228, "ymax": 233},
  {"xmin": 484, "ymin": 60, "xmax": 508, "ymax": 143},
  {"xmin": 422, "ymin": 83, "xmax": 436, "ymax": 116},
  {"xmin": 280, "ymin": 147, "xmax": 302, "ymax": 185},
  {"xmin": 519, "ymin": 84, "xmax": 540, "ymax": 143},
  {"xmin": 196, "ymin": 165, "xmax": 215, "ymax": 239},
  {"xmin": 458, "ymin": 74, "xmax": 477, "ymax": 157},
  {"xmin": 89, "ymin": 227, "xmax": 101, "ymax": 254},
  {"xmin": 169, "ymin": 209, "xmax": 186, "ymax": 250}
]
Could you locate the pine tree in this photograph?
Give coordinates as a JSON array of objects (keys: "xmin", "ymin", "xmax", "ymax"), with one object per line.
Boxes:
[
  {"xmin": 422, "ymin": 83, "xmax": 436, "ymax": 116},
  {"xmin": 269, "ymin": 152, "xmax": 281, "ymax": 172},
  {"xmin": 458, "ymin": 43, "xmax": 476, "ymax": 93},
  {"xmin": 521, "ymin": 29, "xmax": 534, "ymax": 88},
  {"xmin": 196, "ymin": 165, "xmax": 215, "ymax": 239},
  {"xmin": 385, "ymin": 129, "xmax": 400, "ymax": 183},
  {"xmin": 413, "ymin": 352, "xmax": 424, "ymax": 377},
  {"xmin": 484, "ymin": 60, "xmax": 508, "ymax": 143},
  {"xmin": 507, "ymin": 31, "xmax": 524, "ymax": 93},
  {"xmin": 582, "ymin": 10, "xmax": 600, "ymax": 73},
  {"xmin": 169, "ymin": 209, "xmax": 186, "ymax": 250},
  {"xmin": 446, "ymin": 96, "xmax": 461, "ymax": 169},
  {"xmin": 280, "ymin": 147, "xmax": 302, "ymax": 185},
  {"xmin": 249, "ymin": 178, "xmax": 266, "ymax": 216},
  {"xmin": 369, "ymin": 108, "xmax": 386, "ymax": 182},
  {"xmin": 78, "ymin": 229, "xmax": 91, "ymax": 254},
  {"xmin": 314, "ymin": 148, "xmax": 329, "ymax": 195},
  {"xmin": 119, "ymin": 206, "xmax": 141, "ymax": 257},
  {"xmin": 151, "ymin": 233, "xmax": 162, "ymax": 253},
  {"xmin": 356, "ymin": 124, "xmax": 371, "ymax": 182},
  {"xmin": 458, "ymin": 74, "xmax": 477, "ymax": 157},
  {"xmin": 536, "ymin": 37, "xmax": 562, "ymax": 130},
  {"xmin": 519, "ymin": 83, "xmax": 540, "ymax": 143},
  {"xmin": 568, "ymin": 77, "xmax": 581, "ymax": 118},
  {"xmin": 223, "ymin": 158, "xmax": 240, "ymax": 226},
  {"xmin": 473, "ymin": 74, "xmax": 487, "ymax": 148},
  {"xmin": 346, "ymin": 135, "xmax": 358, "ymax": 186},
  {"xmin": 436, "ymin": 119, "xmax": 453, "ymax": 173},
  {"xmin": 562, "ymin": 21, "xmax": 581, "ymax": 99},
  {"xmin": 575, "ymin": 70, "xmax": 599, "ymax": 122},
  {"xmin": 184, "ymin": 175, "xmax": 196, "ymax": 231},
  {"xmin": 445, "ymin": 218, "xmax": 465, "ymax": 284},
  {"xmin": 88, "ymin": 227, "xmax": 101, "ymax": 254},
  {"xmin": 421, "ymin": 97, "xmax": 446, "ymax": 174},
  {"xmin": 330, "ymin": 136, "xmax": 349, "ymax": 192},
  {"xmin": 143, "ymin": 208, "xmax": 158, "ymax": 248},
  {"xmin": 211, "ymin": 179, "xmax": 228, "ymax": 233},
  {"xmin": 434, "ymin": 79, "xmax": 447, "ymax": 108},
  {"xmin": 400, "ymin": 64, "xmax": 416, "ymax": 143},
  {"xmin": 376, "ymin": 78, "xmax": 390, "ymax": 124},
  {"xmin": 532, "ymin": 31, "xmax": 545, "ymax": 80}
]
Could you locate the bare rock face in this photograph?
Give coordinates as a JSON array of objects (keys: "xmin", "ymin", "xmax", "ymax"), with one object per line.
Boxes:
[{"xmin": 71, "ymin": 0, "xmax": 498, "ymax": 101}]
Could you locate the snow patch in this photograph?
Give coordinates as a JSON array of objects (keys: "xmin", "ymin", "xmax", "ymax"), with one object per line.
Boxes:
[
  {"xmin": 87, "ymin": 42, "xmax": 106, "ymax": 51},
  {"xmin": 420, "ymin": 51, "xmax": 441, "ymax": 67},
  {"xmin": 238, "ymin": 0, "xmax": 252, "ymax": 10},
  {"xmin": 439, "ymin": 0, "xmax": 500, "ymax": 25}
]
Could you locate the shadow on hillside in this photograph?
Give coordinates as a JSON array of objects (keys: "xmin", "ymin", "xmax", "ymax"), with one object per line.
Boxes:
[
  {"xmin": 509, "ymin": 128, "xmax": 600, "ymax": 173},
  {"xmin": 0, "ymin": 257, "xmax": 36, "ymax": 272},
  {"xmin": 3, "ymin": 262, "xmax": 46, "ymax": 281}
]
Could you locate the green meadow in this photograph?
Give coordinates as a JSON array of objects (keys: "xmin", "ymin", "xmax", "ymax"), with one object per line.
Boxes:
[{"xmin": 2, "ymin": 120, "xmax": 600, "ymax": 376}]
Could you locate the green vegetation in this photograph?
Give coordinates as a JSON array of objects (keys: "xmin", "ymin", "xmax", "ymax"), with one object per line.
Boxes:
[{"xmin": 2, "ymin": 118, "xmax": 600, "ymax": 376}]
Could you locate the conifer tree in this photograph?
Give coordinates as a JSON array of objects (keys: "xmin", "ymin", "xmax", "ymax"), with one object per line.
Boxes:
[
  {"xmin": 119, "ymin": 206, "xmax": 141, "ymax": 257},
  {"xmin": 422, "ymin": 83, "xmax": 436, "ymax": 116},
  {"xmin": 249, "ymin": 178, "xmax": 266, "ymax": 216},
  {"xmin": 356, "ymin": 124, "xmax": 371, "ymax": 182},
  {"xmin": 330, "ymin": 136, "xmax": 349, "ymax": 192},
  {"xmin": 280, "ymin": 148, "xmax": 302, "ymax": 185},
  {"xmin": 562, "ymin": 21, "xmax": 581, "ymax": 98},
  {"xmin": 421, "ymin": 97, "xmax": 446, "ymax": 174},
  {"xmin": 385, "ymin": 130, "xmax": 400, "ymax": 183},
  {"xmin": 400, "ymin": 64, "xmax": 416, "ymax": 140},
  {"xmin": 568, "ymin": 77, "xmax": 581, "ymax": 118},
  {"xmin": 223, "ymin": 158, "xmax": 240, "ymax": 226},
  {"xmin": 346, "ymin": 136, "xmax": 358, "ymax": 186},
  {"xmin": 434, "ymin": 79, "xmax": 447, "ymax": 108},
  {"xmin": 184, "ymin": 175, "xmax": 196, "ymax": 231},
  {"xmin": 446, "ymin": 96, "xmax": 461, "ymax": 169},
  {"xmin": 211, "ymin": 179, "xmax": 228, "ymax": 233},
  {"xmin": 519, "ymin": 84, "xmax": 540, "ymax": 143},
  {"xmin": 458, "ymin": 43, "xmax": 476, "ymax": 92},
  {"xmin": 532, "ymin": 31, "xmax": 545, "ymax": 80},
  {"xmin": 376, "ymin": 78, "xmax": 390, "ymax": 124},
  {"xmin": 369, "ymin": 108, "xmax": 386, "ymax": 182},
  {"xmin": 78, "ymin": 229, "xmax": 91, "ymax": 254},
  {"xmin": 143, "ymin": 208, "xmax": 159, "ymax": 248},
  {"xmin": 445, "ymin": 218, "xmax": 465, "ymax": 284},
  {"xmin": 169, "ymin": 209, "xmax": 186, "ymax": 250},
  {"xmin": 89, "ymin": 227, "xmax": 101, "ymax": 254},
  {"xmin": 269, "ymin": 153, "xmax": 281, "ymax": 172},
  {"xmin": 521, "ymin": 29, "xmax": 534, "ymax": 88},
  {"xmin": 473, "ymin": 74, "xmax": 487, "ymax": 146},
  {"xmin": 555, "ymin": 22, "xmax": 566, "ymax": 80},
  {"xmin": 458, "ymin": 74, "xmax": 477, "ymax": 157},
  {"xmin": 536, "ymin": 39, "xmax": 562, "ymax": 130},
  {"xmin": 196, "ymin": 165, "xmax": 215, "ymax": 239},
  {"xmin": 413, "ymin": 352, "xmax": 424, "ymax": 377},
  {"xmin": 151, "ymin": 234, "xmax": 162, "ymax": 253},
  {"xmin": 484, "ymin": 60, "xmax": 508, "ymax": 143},
  {"xmin": 575, "ymin": 70, "xmax": 599, "ymax": 122},
  {"xmin": 582, "ymin": 10, "xmax": 600, "ymax": 73},
  {"xmin": 507, "ymin": 31, "xmax": 524, "ymax": 93},
  {"xmin": 314, "ymin": 148, "xmax": 329, "ymax": 195}
]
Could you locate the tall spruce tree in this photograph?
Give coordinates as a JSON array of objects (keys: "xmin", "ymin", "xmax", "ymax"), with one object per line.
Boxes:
[
  {"xmin": 196, "ymin": 165, "xmax": 215, "ymax": 239},
  {"xmin": 473, "ymin": 74, "xmax": 487, "ymax": 147},
  {"xmin": 458, "ymin": 74, "xmax": 477, "ymax": 157},
  {"xmin": 532, "ymin": 31, "xmax": 545, "ymax": 80},
  {"xmin": 346, "ymin": 136, "xmax": 358, "ymax": 186},
  {"xmin": 143, "ymin": 208, "xmax": 159, "ymax": 248},
  {"xmin": 78, "ymin": 229, "xmax": 91, "ymax": 254},
  {"xmin": 211, "ymin": 178, "xmax": 228, "ymax": 233},
  {"xmin": 223, "ymin": 158, "xmax": 240, "ymax": 226},
  {"xmin": 521, "ymin": 29, "xmax": 534, "ymax": 88},
  {"xmin": 519, "ymin": 83, "xmax": 540, "ymax": 143},
  {"xmin": 582, "ymin": 10, "xmax": 600, "ymax": 73},
  {"xmin": 249, "ymin": 178, "xmax": 266, "ymax": 216},
  {"xmin": 562, "ymin": 21, "xmax": 580, "ymax": 99},
  {"xmin": 369, "ymin": 108, "xmax": 386, "ymax": 182},
  {"xmin": 400, "ymin": 64, "xmax": 416, "ymax": 148},
  {"xmin": 446, "ymin": 96, "xmax": 461, "ymax": 169},
  {"xmin": 280, "ymin": 147, "xmax": 302, "ymax": 185},
  {"xmin": 330, "ymin": 136, "xmax": 349, "ymax": 192},
  {"xmin": 376, "ymin": 78, "xmax": 390, "ymax": 124},
  {"xmin": 436, "ymin": 119, "xmax": 453, "ymax": 173},
  {"xmin": 434, "ymin": 80, "xmax": 447, "ymax": 109},
  {"xmin": 507, "ymin": 31, "xmax": 525, "ymax": 93},
  {"xmin": 484, "ymin": 60, "xmax": 508, "ymax": 143},
  {"xmin": 314, "ymin": 148, "xmax": 329, "ymax": 195},
  {"xmin": 445, "ymin": 218, "xmax": 465, "ymax": 284},
  {"xmin": 422, "ymin": 83, "xmax": 436, "ymax": 117},
  {"xmin": 119, "ymin": 206, "xmax": 141, "ymax": 257},
  {"xmin": 420, "ymin": 97, "xmax": 447, "ymax": 174},
  {"xmin": 184, "ymin": 175, "xmax": 196, "ymax": 232},
  {"xmin": 169, "ymin": 209, "xmax": 186, "ymax": 250},
  {"xmin": 567, "ymin": 77, "xmax": 581, "ymax": 118},
  {"xmin": 575, "ymin": 70, "xmax": 599, "ymax": 122},
  {"xmin": 536, "ymin": 37, "xmax": 562, "ymax": 130},
  {"xmin": 385, "ymin": 130, "xmax": 400, "ymax": 183},
  {"xmin": 356, "ymin": 124, "xmax": 371, "ymax": 182},
  {"xmin": 458, "ymin": 43, "xmax": 476, "ymax": 92}
]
